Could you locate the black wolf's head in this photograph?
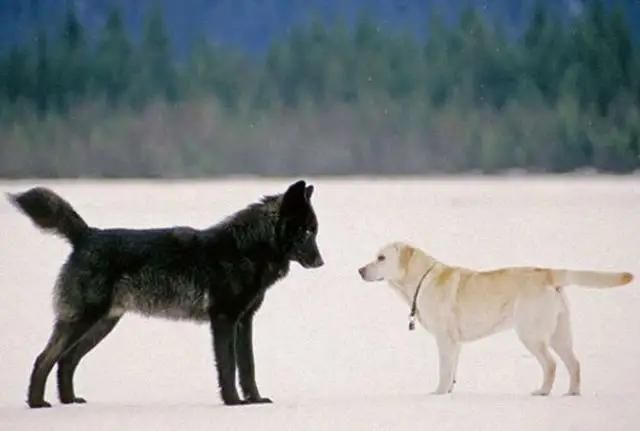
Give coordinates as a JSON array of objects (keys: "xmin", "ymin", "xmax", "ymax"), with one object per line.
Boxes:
[{"xmin": 277, "ymin": 180, "xmax": 324, "ymax": 269}]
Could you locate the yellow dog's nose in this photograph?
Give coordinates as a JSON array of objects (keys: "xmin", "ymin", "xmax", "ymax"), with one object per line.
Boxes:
[{"xmin": 358, "ymin": 267, "xmax": 366, "ymax": 278}]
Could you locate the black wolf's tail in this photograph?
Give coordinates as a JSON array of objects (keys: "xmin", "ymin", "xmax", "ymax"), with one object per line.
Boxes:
[{"xmin": 8, "ymin": 187, "xmax": 89, "ymax": 246}]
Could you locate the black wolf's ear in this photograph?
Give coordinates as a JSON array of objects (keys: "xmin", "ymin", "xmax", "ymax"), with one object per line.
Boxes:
[
  {"xmin": 280, "ymin": 180, "xmax": 307, "ymax": 216},
  {"xmin": 305, "ymin": 185, "xmax": 314, "ymax": 200}
]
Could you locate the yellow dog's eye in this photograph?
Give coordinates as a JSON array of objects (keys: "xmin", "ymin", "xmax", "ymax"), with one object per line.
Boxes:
[{"xmin": 377, "ymin": 255, "xmax": 385, "ymax": 262}]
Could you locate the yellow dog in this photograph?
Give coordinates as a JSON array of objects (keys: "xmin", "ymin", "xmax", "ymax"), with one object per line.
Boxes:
[{"xmin": 359, "ymin": 242, "xmax": 633, "ymax": 396}]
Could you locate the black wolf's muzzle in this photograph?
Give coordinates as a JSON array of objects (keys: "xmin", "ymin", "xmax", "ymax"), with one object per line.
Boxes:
[{"xmin": 300, "ymin": 254, "xmax": 324, "ymax": 268}]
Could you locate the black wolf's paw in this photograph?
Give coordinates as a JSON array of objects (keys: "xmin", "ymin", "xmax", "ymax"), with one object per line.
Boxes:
[
  {"xmin": 61, "ymin": 397, "xmax": 86, "ymax": 404},
  {"xmin": 224, "ymin": 397, "xmax": 272, "ymax": 406},
  {"xmin": 245, "ymin": 397, "xmax": 272, "ymax": 404},
  {"xmin": 223, "ymin": 398, "xmax": 248, "ymax": 406},
  {"xmin": 28, "ymin": 400, "xmax": 51, "ymax": 409}
]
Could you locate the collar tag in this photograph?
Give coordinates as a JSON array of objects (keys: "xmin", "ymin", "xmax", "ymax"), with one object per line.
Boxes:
[{"xmin": 408, "ymin": 314, "xmax": 416, "ymax": 331}]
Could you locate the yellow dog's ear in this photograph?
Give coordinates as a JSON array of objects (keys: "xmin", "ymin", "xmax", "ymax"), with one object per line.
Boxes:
[{"xmin": 399, "ymin": 245, "xmax": 415, "ymax": 271}]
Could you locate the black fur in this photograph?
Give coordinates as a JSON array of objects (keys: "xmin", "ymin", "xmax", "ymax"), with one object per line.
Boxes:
[
  {"xmin": 9, "ymin": 180, "xmax": 324, "ymax": 408},
  {"xmin": 8, "ymin": 187, "xmax": 88, "ymax": 246}
]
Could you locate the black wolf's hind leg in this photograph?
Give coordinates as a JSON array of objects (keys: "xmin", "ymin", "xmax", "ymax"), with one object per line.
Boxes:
[
  {"xmin": 28, "ymin": 320, "xmax": 96, "ymax": 408},
  {"xmin": 57, "ymin": 316, "xmax": 121, "ymax": 404}
]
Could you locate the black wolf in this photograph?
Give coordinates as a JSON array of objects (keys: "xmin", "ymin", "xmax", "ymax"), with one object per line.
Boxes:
[{"xmin": 9, "ymin": 180, "xmax": 324, "ymax": 408}]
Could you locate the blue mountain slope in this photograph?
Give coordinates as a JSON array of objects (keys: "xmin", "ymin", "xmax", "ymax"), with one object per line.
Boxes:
[{"xmin": 1, "ymin": 0, "xmax": 639, "ymax": 55}]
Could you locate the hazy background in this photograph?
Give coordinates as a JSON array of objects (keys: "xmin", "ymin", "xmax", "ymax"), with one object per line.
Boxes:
[{"xmin": 1, "ymin": 0, "xmax": 640, "ymax": 177}]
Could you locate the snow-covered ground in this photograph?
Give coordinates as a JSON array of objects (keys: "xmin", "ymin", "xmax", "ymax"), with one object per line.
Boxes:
[{"xmin": 1, "ymin": 177, "xmax": 638, "ymax": 430}]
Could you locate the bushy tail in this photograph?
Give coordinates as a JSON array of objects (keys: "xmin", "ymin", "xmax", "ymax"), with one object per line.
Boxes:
[
  {"xmin": 8, "ymin": 187, "xmax": 89, "ymax": 246},
  {"xmin": 550, "ymin": 269, "xmax": 633, "ymax": 288}
]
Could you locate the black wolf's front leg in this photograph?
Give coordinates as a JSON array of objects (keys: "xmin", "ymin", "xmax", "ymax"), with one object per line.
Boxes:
[
  {"xmin": 236, "ymin": 312, "xmax": 271, "ymax": 404},
  {"xmin": 210, "ymin": 314, "xmax": 243, "ymax": 405}
]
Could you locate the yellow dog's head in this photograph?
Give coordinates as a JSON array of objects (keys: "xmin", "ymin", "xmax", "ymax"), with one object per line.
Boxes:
[{"xmin": 358, "ymin": 242, "xmax": 416, "ymax": 282}]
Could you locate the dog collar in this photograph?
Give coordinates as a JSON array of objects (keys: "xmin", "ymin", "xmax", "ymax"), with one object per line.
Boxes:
[{"xmin": 408, "ymin": 262, "xmax": 437, "ymax": 331}]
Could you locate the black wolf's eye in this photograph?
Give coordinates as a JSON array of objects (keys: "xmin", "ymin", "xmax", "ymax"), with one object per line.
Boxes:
[
  {"xmin": 305, "ymin": 229, "xmax": 313, "ymax": 237},
  {"xmin": 377, "ymin": 255, "xmax": 385, "ymax": 262}
]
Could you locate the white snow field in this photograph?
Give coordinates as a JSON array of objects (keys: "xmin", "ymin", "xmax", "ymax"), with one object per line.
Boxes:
[{"xmin": 0, "ymin": 177, "xmax": 639, "ymax": 431}]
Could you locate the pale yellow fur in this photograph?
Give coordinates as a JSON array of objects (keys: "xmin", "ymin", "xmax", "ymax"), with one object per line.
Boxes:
[{"xmin": 359, "ymin": 242, "xmax": 633, "ymax": 396}]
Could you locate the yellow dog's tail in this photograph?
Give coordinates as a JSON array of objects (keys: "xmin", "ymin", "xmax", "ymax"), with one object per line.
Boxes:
[{"xmin": 550, "ymin": 269, "xmax": 633, "ymax": 288}]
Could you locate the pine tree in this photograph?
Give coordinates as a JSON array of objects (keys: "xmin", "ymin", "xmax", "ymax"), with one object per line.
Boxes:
[
  {"xmin": 386, "ymin": 33, "xmax": 421, "ymax": 100},
  {"xmin": 95, "ymin": 6, "xmax": 132, "ymax": 107},
  {"xmin": 3, "ymin": 45, "xmax": 30, "ymax": 103},
  {"xmin": 305, "ymin": 17, "xmax": 330, "ymax": 104},
  {"xmin": 606, "ymin": 4, "xmax": 632, "ymax": 90},
  {"xmin": 567, "ymin": 0, "xmax": 622, "ymax": 114},
  {"xmin": 522, "ymin": 1, "xmax": 549, "ymax": 98},
  {"xmin": 53, "ymin": 7, "xmax": 89, "ymax": 110},
  {"xmin": 34, "ymin": 29, "xmax": 50, "ymax": 115},
  {"xmin": 353, "ymin": 12, "xmax": 387, "ymax": 96},
  {"xmin": 186, "ymin": 37, "xmax": 248, "ymax": 109},
  {"xmin": 131, "ymin": 4, "xmax": 177, "ymax": 105},
  {"xmin": 326, "ymin": 16, "xmax": 356, "ymax": 103}
]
